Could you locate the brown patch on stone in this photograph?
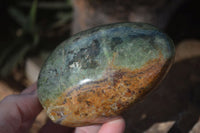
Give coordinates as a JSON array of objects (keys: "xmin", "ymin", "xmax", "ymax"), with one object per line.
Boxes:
[{"xmin": 46, "ymin": 54, "xmax": 169, "ymax": 127}]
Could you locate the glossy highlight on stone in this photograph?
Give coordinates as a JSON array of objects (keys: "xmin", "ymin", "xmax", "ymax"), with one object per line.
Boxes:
[{"xmin": 37, "ymin": 22, "xmax": 175, "ymax": 127}]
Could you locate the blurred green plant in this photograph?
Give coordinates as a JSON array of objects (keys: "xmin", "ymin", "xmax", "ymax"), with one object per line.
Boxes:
[
  {"xmin": 51, "ymin": 11, "xmax": 72, "ymax": 28},
  {"xmin": 0, "ymin": 0, "xmax": 72, "ymax": 77},
  {"xmin": 0, "ymin": 0, "xmax": 39, "ymax": 77}
]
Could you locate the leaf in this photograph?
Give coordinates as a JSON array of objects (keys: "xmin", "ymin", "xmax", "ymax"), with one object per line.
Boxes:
[
  {"xmin": 65, "ymin": 0, "xmax": 72, "ymax": 7},
  {"xmin": 29, "ymin": 0, "xmax": 38, "ymax": 32},
  {"xmin": 8, "ymin": 7, "xmax": 27, "ymax": 28},
  {"xmin": 0, "ymin": 40, "xmax": 31, "ymax": 77},
  {"xmin": 51, "ymin": 12, "xmax": 72, "ymax": 28},
  {"xmin": 0, "ymin": 0, "xmax": 40, "ymax": 77}
]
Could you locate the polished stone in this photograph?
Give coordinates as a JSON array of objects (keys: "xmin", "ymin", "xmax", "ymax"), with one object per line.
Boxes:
[{"xmin": 37, "ymin": 22, "xmax": 175, "ymax": 127}]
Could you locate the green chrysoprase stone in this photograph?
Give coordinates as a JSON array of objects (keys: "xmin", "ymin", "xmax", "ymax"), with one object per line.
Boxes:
[{"xmin": 37, "ymin": 22, "xmax": 175, "ymax": 127}]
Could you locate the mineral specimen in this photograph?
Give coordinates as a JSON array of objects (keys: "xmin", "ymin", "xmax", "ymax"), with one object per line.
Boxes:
[{"xmin": 37, "ymin": 22, "xmax": 175, "ymax": 127}]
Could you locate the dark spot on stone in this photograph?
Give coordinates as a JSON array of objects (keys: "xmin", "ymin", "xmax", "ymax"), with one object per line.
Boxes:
[
  {"xmin": 131, "ymin": 90, "xmax": 135, "ymax": 95},
  {"xmin": 66, "ymin": 91, "xmax": 72, "ymax": 97},
  {"xmin": 89, "ymin": 39, "xmax": 100, "ymax": 56},
  {"xmin": 86, "ymin": 101, "xmax": 91, "ymax": 106},
  {"xmin": 90, "ymin": 27, "xmax": 100, "ymax": 34},
  {"xmin": 110, "ymin": 37, "xmax": 123, "ymax": 50},
  {"xmin": 138, "ymin": 71, "xmax": 145, "ymax": 75},
  {"xmin": 63, "ymin": 99, "xmax": 67, "ymax": 104},
  {"xmin": 56, "ymin": 112, "xmax": 62, "ymax": 118},
  {"xmin": 67, "ymin": 50, "xmax": 74, "ymax": 54},
  {"xmin": 77, "ymin": 97, "xmax": 82, "ymax": 102},
  {"xmin": 89, "ymin": 89, "xmax": 95, "ymax": 94},
  {"xmin": 149, "ymin": 35, "xmax": 156, "ymax": 44},
  {"xmin": 124, "ymin": 80, "xmax": 131, "ymax": 86},
  {"xmin": 78, "ymin": 85, "xmax": 82, "ymax": 90},
  {"xmin": 95, "ymin": 85, "xmax": 100, "ymax": 88},
  {"xmin": 66, "ymin": 85, "xmax": 81, "ymax": 97},
  {"xmin": 112, "ymin": 70, "xmax": 125, "ymax": 86},
  {"xmin": 87, "ymin": 60, "xmax": 99, "ymax": 69},
  {"xmin": 116, "ymin": 103, "xmax": 120, "ymax": 108},
  {"xmin": 73, "ymin": 36, "xmax": 80, "ymax": 42},
  {"xmin": 82, "ymin": 87, "xmax": 90, "ymax": 91},
  {"xmin": 97, "ymin": 91, "xmax": 101, "ymax": 96},
  {"xmin": 127, "ymin": 88, "xmax": 131, "ymax": 93},
  {"xmin": 77, "ymin": 94, "xmax": 88, "ymax": 103},
  {"xmin": 110, "ymin": 95, "xmax": 115, "ymax": 99},
  {"xmin": 128, "ymin": 34, "xmax": 149, "ymax": 40},
  {"xmin": 128, "ymin": 74, "xmax": 138, "ymax": 78},
  {"xmin": 74, "ymin": 110, "xmax": 79, "ymax": 115},
  {"xmin": 48, "ymin": 69, "xmax": 58, "ymax": 75}
]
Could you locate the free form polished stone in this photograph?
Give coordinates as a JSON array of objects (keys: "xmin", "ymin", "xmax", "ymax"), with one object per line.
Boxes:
[{"xmin": 37, "ymin": 22, "xmax": 175, "ymax": 127}]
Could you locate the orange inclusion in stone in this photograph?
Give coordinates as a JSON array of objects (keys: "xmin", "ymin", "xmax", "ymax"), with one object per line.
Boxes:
[{"xmin": 45, "ymin": 54, "xmax": 169, "ymax": 127}]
